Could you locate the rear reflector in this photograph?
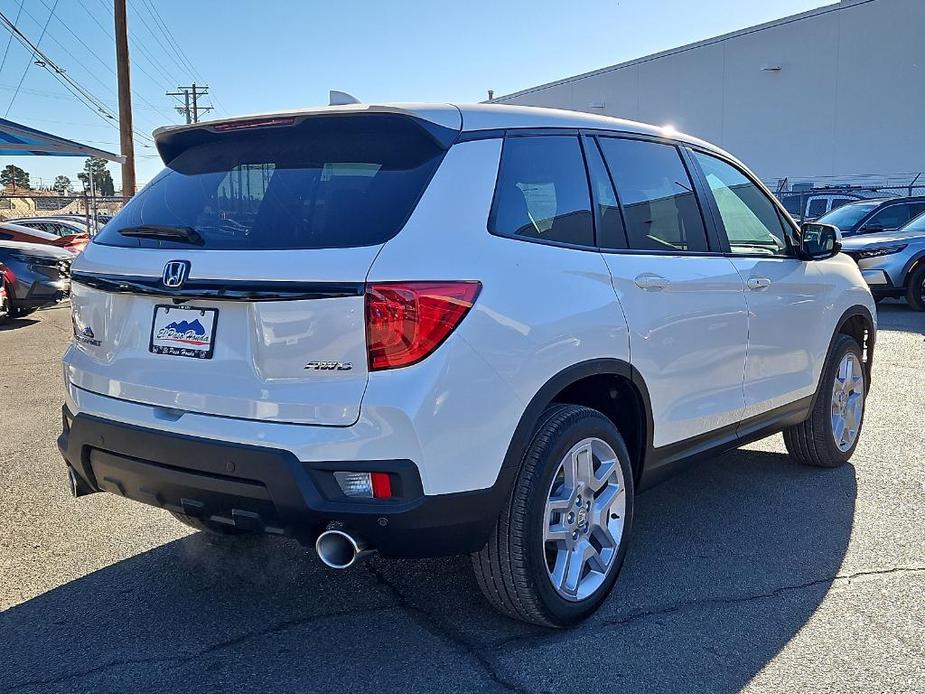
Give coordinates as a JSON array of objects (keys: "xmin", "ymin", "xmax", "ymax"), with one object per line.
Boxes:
[
  {"xmin": 333, "ymin": 471, "xmax": 393, "ymax": 499},
  {"xmin": 365, "ymin": 281, "xmax": 481, "ymax": 371}
]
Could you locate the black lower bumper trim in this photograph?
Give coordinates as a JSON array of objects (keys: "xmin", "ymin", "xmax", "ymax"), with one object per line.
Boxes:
[{"xmin": 59, "ymin": 407, "xmax": 505, "ymax": 557}]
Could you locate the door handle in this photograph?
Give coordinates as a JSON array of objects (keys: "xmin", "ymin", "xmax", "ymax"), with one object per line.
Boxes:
[
  {"xmin": 634, "ymin": 273, "xmax": 670, "ymax": 291},
  {"xmin": 747, "ymin": 277, "xmax": 772, "ymax": 290}
]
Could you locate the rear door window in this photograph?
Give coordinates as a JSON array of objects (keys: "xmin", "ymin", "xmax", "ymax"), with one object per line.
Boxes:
[
  {"xmin": 597, "ymin": 137, "xmax": 708, "ymax": 252},
  {"xmin": 490, "ymin": 135, "xmax": 594, "ymax": 247},
  {"xmin": 867, "ymin": 203, "xmax": 913, "ymax": 230},
  {"xmin": 95, "ymin": 114, "xmax": 448, "ymax": 250}
]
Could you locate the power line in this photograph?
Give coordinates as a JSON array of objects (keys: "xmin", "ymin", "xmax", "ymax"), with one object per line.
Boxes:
[
  {"xmin": 82, "ymin": 0, "xmax": 180, "ymax": 90},
  {"xmin": 136, "ymin": 0, "xmax": 199, "ymax": 80},
  {"xmin": 5, "ymin": 0, "xmax": 58, "ymax": 117},
  {"xmin": 0, "ymin": 82, "xmax": 170, "ymax": 110},
  {"xmin": 0, "ymin": 9, "xmax": 153, "ymax": 146},
  {"xmin": 0, "ymin": 0, "xmax": 24, "ymax": 77},
  {"xmin": 134, "ymin": 0, "xmax": 229, "ymax": 116},
  {"xmin": 22, "ymin": 1, "xmax": 177, "ymax": 127}
]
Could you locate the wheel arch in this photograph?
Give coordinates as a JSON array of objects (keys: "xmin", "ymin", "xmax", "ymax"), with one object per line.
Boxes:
[
  {"xmin": 902, "ymin": 251, "xmax": 925, "ymax": 287},
  {"xmin": 831, "ymin": 304, "xmax": 876, "ymax": 388},
  {"xmin": 498, "ymin": 359, "xmax": 654, "ymax": 491}
]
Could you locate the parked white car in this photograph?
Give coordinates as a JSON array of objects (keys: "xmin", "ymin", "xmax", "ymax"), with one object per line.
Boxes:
[{"xmin": 59, "ymin": 103, "xmax": 876, "ymax": 626}]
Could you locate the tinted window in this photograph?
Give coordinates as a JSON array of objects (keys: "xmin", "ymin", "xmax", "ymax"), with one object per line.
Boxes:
[
  {"xmin": 781, "ymin": 195, "xmax": 803, "ymax": 215},
  {"xmin": 903, "ymin": 211, "xmax": 925, "ymax": 232},
  {"xmin": 491, "ymin": 136, "xmax": 593, "ymax": 246},
  {"xmin": 96, "ymin": 114, "xmax": 446, "ymax": 250},
  {"xmin": 583, "ymin": 137, "xmax": 625, "ymax": 248},
  {"xmin": 598, "ymin": 138, "xmax": 707, "ymax": 252},
  {"xmin": 694, "ymin": 152, "xmax": 789, "ymax": 255},
  {"xmin": 829, "ymin": 197, "xmax": 855, "ymax": 211},
  {"xmin": 866, "ymin": 203, "xmax": 914, "ymax": 230},
  {"xmin": 807, "ymin": 198, "xmax": 828, "ymax": 218},
  {"xmin": 817, "ymin": 202, "xmax": 879, "ymax": 229}
]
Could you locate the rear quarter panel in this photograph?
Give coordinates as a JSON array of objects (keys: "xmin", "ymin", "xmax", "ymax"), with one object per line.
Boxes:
[{"xmin": 368, "ymin": 138, "xmax": 630, "ymax": 493}]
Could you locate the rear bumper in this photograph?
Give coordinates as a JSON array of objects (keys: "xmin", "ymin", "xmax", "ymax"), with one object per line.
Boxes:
[{"xmin": 58, "ymin": 406, "xmax": 504, "ymax": 557}]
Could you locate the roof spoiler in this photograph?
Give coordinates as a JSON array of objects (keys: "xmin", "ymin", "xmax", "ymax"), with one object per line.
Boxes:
[{"xmin": 153, "ymin": 105, "xmax": 462, "ymax": 165}]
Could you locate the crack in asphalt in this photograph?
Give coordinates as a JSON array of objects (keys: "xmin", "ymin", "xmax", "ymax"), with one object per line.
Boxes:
[
  {"xmin": 363, "ymin": 561, "xmax": 531, "ymax": 694},
  {"xmin": 490, "ymin": 565, "xmax": 925, "ymax": 651},
  {"xmin": 1, "ymin": 604, "xmax": 397, "ymax": 693}
]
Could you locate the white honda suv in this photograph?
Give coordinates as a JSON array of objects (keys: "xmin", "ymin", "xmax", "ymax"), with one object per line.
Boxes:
[{"xmin": 60, "ymin": 103, "xmax": 876, "ymax": 627}]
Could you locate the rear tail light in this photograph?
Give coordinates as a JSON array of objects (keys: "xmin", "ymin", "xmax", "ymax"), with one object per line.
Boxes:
[{"xmin": 365, "ymin": 281, "xmax": 481, "ymax": 371}]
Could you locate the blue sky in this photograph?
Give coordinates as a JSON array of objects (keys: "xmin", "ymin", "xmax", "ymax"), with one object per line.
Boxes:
[{"xmin": 0, "ymin": 0, "xmax": 831, "ymax": 189}]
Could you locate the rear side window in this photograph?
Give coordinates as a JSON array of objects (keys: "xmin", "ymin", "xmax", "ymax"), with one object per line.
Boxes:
[
  {"xmin": 490, "ymin": 136, "xmax": 594, "ymax": 247},
  {"xmin": 867, "ymin": 203, "xmax": 914, "ymax": 230},
  {"xmin": 598, "ymin": 137, "xmax": 708, "ymax": 252},
  {"xmin": 95, "ymin": 114, "xmax": 447, "ymax": 250}
]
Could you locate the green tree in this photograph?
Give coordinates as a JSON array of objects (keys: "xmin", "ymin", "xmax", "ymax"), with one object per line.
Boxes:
[
  {"xmin": 0, "ymin": 164, "xmax": 30, "ymax": 191},
  {"xmin": 52, "ymin": 175, "xmax": 72, "ymax": 194},
  {"xmin": 77, "ymin": 157, "xmax": 115, "ymax": 196}
]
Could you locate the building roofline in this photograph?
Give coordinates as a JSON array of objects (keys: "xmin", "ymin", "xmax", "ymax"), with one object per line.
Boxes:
[{"xmin": 492, "ymin": 0, "xmax": 877, "ymax": 103}]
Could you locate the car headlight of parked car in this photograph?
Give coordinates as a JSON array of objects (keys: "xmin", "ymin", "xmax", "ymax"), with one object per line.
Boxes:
[{"xmin": 854, "ymin": 244, "xmax": 908, "ymax": 259}]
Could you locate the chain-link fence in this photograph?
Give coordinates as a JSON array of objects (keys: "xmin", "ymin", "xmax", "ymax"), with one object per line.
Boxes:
[{"xmin": 0, "ymin": 194, "xmax": 129, "ymax": 235}]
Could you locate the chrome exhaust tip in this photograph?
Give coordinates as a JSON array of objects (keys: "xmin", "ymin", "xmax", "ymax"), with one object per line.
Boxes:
[{"xmin": 315, "ymin": 529, "xmax": 375, "ymax": 569}]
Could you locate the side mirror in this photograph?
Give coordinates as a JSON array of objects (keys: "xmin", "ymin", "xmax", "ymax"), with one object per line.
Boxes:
[
  {"xmin": 800, "ymin": 222, "xmax": 842, "ymax": 260},
  {"xmin": 861, "ymin": 224, "xmax": 884, "ymax": 234}
]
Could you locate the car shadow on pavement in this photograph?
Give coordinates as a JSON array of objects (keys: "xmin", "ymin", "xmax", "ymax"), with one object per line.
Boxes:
[
  {"xmin": 0, "ymin": 317, "xmax": 39, "ymax": 332},
  {"xmin": 0, "ymin": 448, "xmax": 856, "ymax": 694}
]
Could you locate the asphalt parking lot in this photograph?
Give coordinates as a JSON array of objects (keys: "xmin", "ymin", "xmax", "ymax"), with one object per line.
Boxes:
[{"xmin": 1, "ymin": 303, "xmax": 923, "ymax": 694}]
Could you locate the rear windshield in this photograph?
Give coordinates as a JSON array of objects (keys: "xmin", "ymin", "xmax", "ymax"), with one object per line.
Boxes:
[{"xmin": 95, "ymin": 114, "xmax": 448, "ymax": 250}]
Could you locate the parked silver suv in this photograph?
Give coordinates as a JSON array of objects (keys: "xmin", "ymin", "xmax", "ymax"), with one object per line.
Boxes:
[{"xmin": 841, "ymin": 211, "xmax": 925, "ymax": 310}]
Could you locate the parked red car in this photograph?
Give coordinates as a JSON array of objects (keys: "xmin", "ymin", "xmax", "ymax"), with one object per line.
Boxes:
[{"xmin": 0, "ymin": 222, "xmax": 87, "ymax": 254}]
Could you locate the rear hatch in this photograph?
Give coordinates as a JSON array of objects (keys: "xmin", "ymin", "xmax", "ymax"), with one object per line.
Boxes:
[{"xmin": 68, "ymin": 111, "xmax": 457, "ymax": 425}]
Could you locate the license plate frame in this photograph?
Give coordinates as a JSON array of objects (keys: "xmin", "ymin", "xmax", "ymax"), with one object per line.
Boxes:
[{"xmin": 149, "ymin": 304, "xmax": 218, "ymax": 360}]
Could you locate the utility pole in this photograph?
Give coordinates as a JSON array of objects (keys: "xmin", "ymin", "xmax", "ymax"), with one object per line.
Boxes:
[
  {"xmin": 113, "ymin": 0, "xmax": 136, "ymax": 196},
  {"xmin": 166, "ymin": 84, "xmax": 213, "ymax": 124}
]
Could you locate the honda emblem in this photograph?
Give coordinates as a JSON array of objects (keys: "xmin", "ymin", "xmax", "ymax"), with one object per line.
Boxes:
[{"xmin": 162, "ymin": 260, "xmax": 190, "ymax": 288}]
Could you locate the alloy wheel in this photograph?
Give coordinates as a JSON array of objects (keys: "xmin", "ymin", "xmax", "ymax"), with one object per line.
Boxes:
[
  {"xmin": 831, "ymin": 352, "xmax": 864, "ymax": 452},
  {"xmin": 543, "ymin": 437, "xmax": 626, "ymax": 601}
]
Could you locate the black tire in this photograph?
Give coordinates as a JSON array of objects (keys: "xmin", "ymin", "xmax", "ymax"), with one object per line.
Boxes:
[
  {"xmin": 905, "ymin": 264, "xmax": 925, "ymax": 312},
  {"xmin": 472, "ymin": 404, "xmax": 635, "ymax": 627},
  {"xmin": 783, "ymin": 334, "xmax": 866, "ymax": 467},
  {"xmin": 169, "ymin": 511, "xmax": 253, "ymax": 536}
]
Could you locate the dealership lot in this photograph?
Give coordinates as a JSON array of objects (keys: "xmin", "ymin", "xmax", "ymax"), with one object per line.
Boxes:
[{"xmin": 1, "ymin": 304, "xmax": 923, "ymax": 693}]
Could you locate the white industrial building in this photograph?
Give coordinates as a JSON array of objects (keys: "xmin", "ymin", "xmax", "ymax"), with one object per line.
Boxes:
[{"xmin": 492, "ymin": 0, "xmax": 924, "ymax": 191}]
